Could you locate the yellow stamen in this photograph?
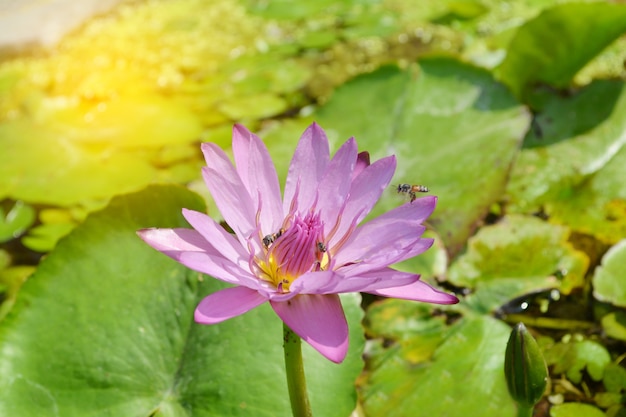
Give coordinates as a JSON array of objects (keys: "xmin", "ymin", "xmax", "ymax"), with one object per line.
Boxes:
[{"xmin": 257, "ymin": 254, "xmax": 294, "ymax": 292}]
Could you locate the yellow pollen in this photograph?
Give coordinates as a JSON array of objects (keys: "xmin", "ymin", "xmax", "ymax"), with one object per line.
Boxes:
[
  {"xmin": 318, "ymin": 251, "xmax": 330, "ymax": 270},
  {"xmin": 257, "ymin": 254, "xmax": 294, "ymax": 292}
]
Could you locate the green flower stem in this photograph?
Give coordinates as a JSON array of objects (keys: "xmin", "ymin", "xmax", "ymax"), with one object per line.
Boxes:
[
  {"xmin": 517, "ymin": 404, "xmax": 534, "ymax": 417},
  {"xmin": 283, "ymin": 322, "xmax": 313, "ymax": 417}
]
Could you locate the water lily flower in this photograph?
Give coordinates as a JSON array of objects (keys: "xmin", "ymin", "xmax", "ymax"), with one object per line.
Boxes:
[{"xmin": 138, "ymin": 123, "xmax": 458, "ymax": 363}]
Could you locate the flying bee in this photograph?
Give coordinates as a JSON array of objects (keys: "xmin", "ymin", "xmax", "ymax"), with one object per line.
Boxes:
[
  {"xmin": 262, "ymin": 228, "xmax": 285, "ymax": 248},
  {"xmin": 397, "ymin": 183, "xmax": 429, "ymax": 194},
  {"xmin": 396, "ymin": 183, "xmax": 429, "ymax": 202}
]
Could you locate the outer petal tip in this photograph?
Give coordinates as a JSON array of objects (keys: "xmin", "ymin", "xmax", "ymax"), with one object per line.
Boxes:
[
  {"xmin": 369, "ymin": 280, "xmax": 459, "ymax": 305},
  {"xmin": 136, "ymin": 228, "xmax": 152, "ymax": 237},
  {"xmin": 194, "ymin": 286, "xmax": 267, "ymax": 324},
  {"xmin": 272, "ymin": 294, "xmax": 349, "ymax": 363},
  {"xmin": 318, "ymin": 339, "xmax": 349, "ymax": 364},
  {"xmin": 305, "ymin": 121, "xmax": 328, "ymax": 142}
]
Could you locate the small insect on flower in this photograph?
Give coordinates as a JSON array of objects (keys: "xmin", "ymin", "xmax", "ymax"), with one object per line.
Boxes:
[
  {"xmin": 263, "ymin": 228, "xmax": 285, "ymax": 248},
  {"xmin": 396, "ymin": 183, "xmax": 430, "ymax": 203},
  {"xmin": 316, "ymin": 242, "xmax": 327, "ymax": 253}
]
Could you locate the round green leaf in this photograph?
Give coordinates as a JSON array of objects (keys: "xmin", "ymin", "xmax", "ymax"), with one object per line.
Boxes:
[
  {"xmin": 0, "ymin": 119, "xmax": 156, "ymax": 206},
  {"xmin": 20, "ymin": 222, "xmax": 76, "ymax": 253},
  {"xmin": 601, "ymin": 312, "xmax": 626, "ymax": 342},
  {"xmin": 361, "ymin": 308, "xmax": 516, "ymax": 417},
  {"xmin": 316, "ymin": 57, "xmax": 529, "ymax": 255},
  {"xmin": 51, "ymin": 94, "xmax": 203, "ymax": 149},
  {"xmin": 550, "ymin": 402, "xmax": 606, "ymax": 417},
  {"xmin": 506, "ymin": 81, "xmax": 626, "ymax": 238},
  {"xmin": 0, "ymin": 265, "xmax": 34, "ymax": 321},
  {"xmin": 593, "ymin": 240, "xmax": 626, "ymax": 307},
  {"xmin": 603, "ymin": 362, "xmax": 626, "ymax": 394},
  {"xmin": 448, "ymin": 214, "xmax": 588, "ymax": 313},
  {"xmin": 0, "ymin": 201, "xmax": 35, "ymax": 243},
  {"xmin": 495, "ymin": 2, "xmax": 626, "ymax": 98},
  {"xmin": 299, "ymin": 31, "xmax": 338, "ymax": 49},
  {"xmin": 544, "ymin": 340, "xmax": 611, "ymax": 384},
  {"xmin": 0, "ymin": 185, "xmax": 364, "ymax": 417},
  {"xmin": 243, "ymin": 0, "xmax": 342, "ymax": 20},
  {"xmin": 217, "ymin": 93, "xmax": 288, "ymax": 120}
]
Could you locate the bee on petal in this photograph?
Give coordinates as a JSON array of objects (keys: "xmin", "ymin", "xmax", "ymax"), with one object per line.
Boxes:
[
  {"xmin": 263, "ymin": 228, "xmax": 285, "ymax": 248},
  {"xmin": 316, "ymin": 242, "xmax": 327, "ymax": 253}
]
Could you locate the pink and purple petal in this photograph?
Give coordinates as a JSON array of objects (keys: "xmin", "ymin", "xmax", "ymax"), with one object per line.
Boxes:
[
  {"xmin": 232, "ymin": 125, "xmax": 284, "ymax": 232},
  {"xmin": 328, "ymin": 155, "xmax": 396, "ymax": 248},
  {"xmin": 317, "ymin": 137, "xmax": 358, "ymax": 231},
  {"xmin": 334, "ymin": 196, "xmax": 436, "ymax": 267},
  {"xmin": 195, "ymin": 286, "xmax": 268, "ymax": 324},
  {"xmin": 138, "ymin": 228, "xmax": 257, "ymax": 287},
  {"xmin": 289, "ymin": 269, "xmax": 419, "ymax": 294},
  {"xmin": 200, "ymin": 143, "xmax": 257, "ymax": 244},
  {"xmin": 182, "ymin": 209, "xmax": 250, "ymax": 269},
  {"xmin": 380, "ymin": 194, "xmax": 437, "ymax": 225},
  {"xmin": 178, "ymin": 251, "xmax": 260, "ymax": 288},
  {"xmin": 271, "ymin": 294, "xmax": 349, "ymax": 363},
  {"xmin": 138, "ymin": 228, "xmax": 214, "ymax": 254},
  {"xmin": 283, "ymin": 122, "xmax": 330, "ymax": 214},
  {"xmin": 352, "ymin": 151, "xmax": 371, "ymax": 179},
  {"xmin": 334, "ymin": 221, "xmax": 427, "ymax": 269},
  {"xmin": 338, "ymin": 237, "xmax": 434, "ymax": 277},
  {"xmin": 367, "ymin": 280, "xmax": 459, "ymax": 304}
]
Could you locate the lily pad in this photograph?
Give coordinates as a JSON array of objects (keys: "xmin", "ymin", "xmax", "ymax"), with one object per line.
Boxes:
[
  {"xmin": 0, "ymin": 119, "xmax": 157, "ymax": 206},
  {"xmin": 299, "ymin": 31, "xmax": 338, "ymax": 50},
  {"xmin": 217, "ymin": 93, "xmax": 289, "ymax": 121},
  {"xmin": 506, "ymin": 80, "xmax": 626, "ymax": 244},
  {"xmin": 219, "ymin": 54, "xmax": 312, "ymax": 96},
  {"xmin": 361, "ymin": 303, "xmax": 516, "ymax": 417},
  {"xmin": 243, "ymin": 0, "xmax": 344, "ymax": 20},
  {"xmin": 0, "ymin": 185, "xmax": 364, "ymax": 417},
  {"xmin": 0, "ymin": 265, "xmax": 34, "ymax": 321},
  {"xmin": 603, "ymin": 362, "xmax": 626, "ymax": 393},
  {"xmin": 544, "ymin": 339, "xmax": 611, "ymax": 384},
  {"xmin": 495, "ymin": 2, "xmax": 626, "ymax": 99},
  {"xmin": 550, "ymin": 402, "xmax": 606, "ymax": 417},
  {"xmin": 593, "ymin": 240, "xmax": 626, "ymax": 307},
  {"xmin": 448, "ymin": 215, "xmax": 588, "ymax": 313},
  {"xmin": 0, "ymin": 201, "xmax": 35, "ymax": 243},
  {"xmin": 601, "ymin": 312, "xmax": 626, "ymax": 342},
  {"xmin": 21, "ymin": 222, "xmax": 76, "ymax": 253},
  {"xmin": 575, "ymin": 35, "xmax": 626, "ymax": 86},
  {"xmin": 316, "ymin": 57, "xmax": 530, "ymax": 255}
]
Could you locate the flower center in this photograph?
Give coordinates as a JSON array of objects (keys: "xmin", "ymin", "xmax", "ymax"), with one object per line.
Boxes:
[{"xmin": 257, "ymin": 212, "xmax": 326, "ymax": 292}]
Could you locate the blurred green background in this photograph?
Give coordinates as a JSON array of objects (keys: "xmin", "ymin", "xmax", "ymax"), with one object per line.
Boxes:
[{"xmin": 0, "ymin": 1, "xmax": 625, "ymax": 416}]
